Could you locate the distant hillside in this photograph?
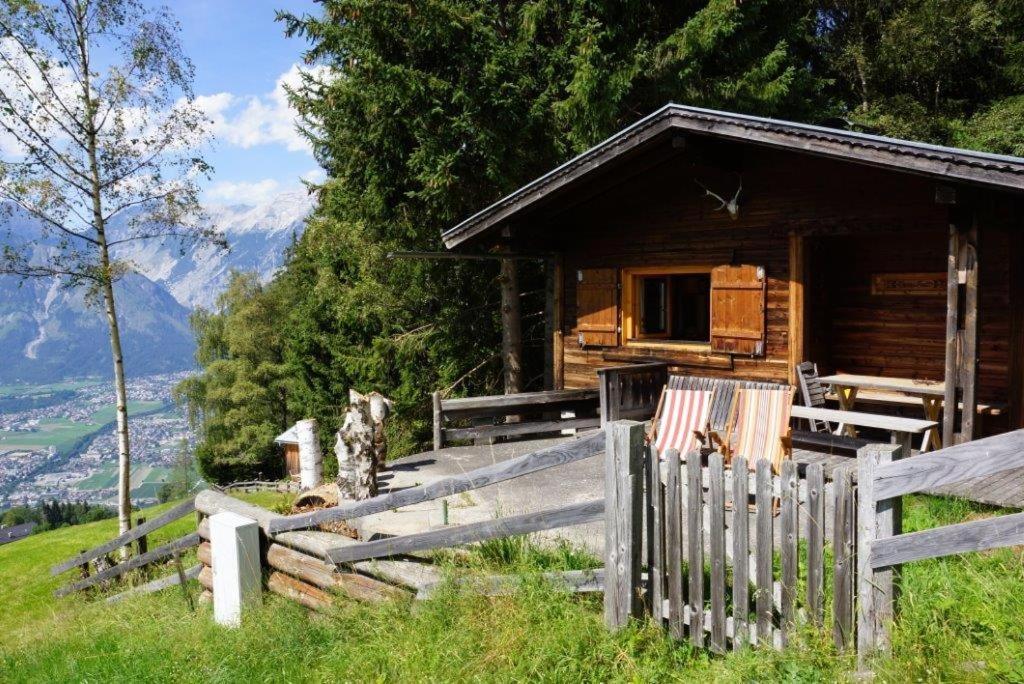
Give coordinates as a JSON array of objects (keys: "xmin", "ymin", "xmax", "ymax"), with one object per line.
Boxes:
[
  {"xmin": 0, "ymin": 191, "xmax": 312, "ymax": 383},
  {"xmin": 0, "ymin": 272, "xmax": 195, "ymax": 383}
]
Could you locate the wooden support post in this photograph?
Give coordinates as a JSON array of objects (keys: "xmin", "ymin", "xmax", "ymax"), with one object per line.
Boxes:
[
  {"xmin": 604, "ymin": 420, "xmax": 645, "ymax": 630},
  {"xmin": 432, "ymin": 391, "xmax": 443, "ymax": 451},
  {"xmin": 788, "ymin": 232, "xmax": 806, "ymax": 386},
  {"xmin": 544, "ymin": 256, "xmax": 564, "ymax": 391},
  {"xmin": 943, "ymin": 222, "xmax": 961, "ymax": 449},
  {"xmin": 857, "ymin": 443, "xmax": 904, "ymax": 664},
  {"xmin": 552, "ymin": 257, "xmax": 564, "ymax": 390}
]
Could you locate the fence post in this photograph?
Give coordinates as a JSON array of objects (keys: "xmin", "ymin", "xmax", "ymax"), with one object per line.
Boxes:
[
  {"xmin": 856, "ymin": 443, "xmax": 904, "ymax": 664},
  {"xmin": 604, "ymin": 419, "xmax": 644, "ymax": 630},
  {"xmin": 432, "ymin": 391, "xmax": 443, "ymax": 451},
  {"xmin": 210, "ymin": 511, "xmax": 262, "ymax": 628}
]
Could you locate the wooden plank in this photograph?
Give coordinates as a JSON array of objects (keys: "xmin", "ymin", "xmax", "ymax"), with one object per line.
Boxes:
[
  {"xmin": 833, "ymin": 466, "xmax": 855, "ymax": 651},
  {"xmin": 665, "ymin": 449, "xmax": 684, "ymax": 639},
  {"xmin": 873, "ymin": 429, "xmax": 1024, "ymax": 501},
  {"xmin": 788, "ymin": 232, "xmax": 805, "ymax": 386},
  {"xmin": 871, "ymin": 510, "xmax": 1024, "ymax": 569},
  {"xmin": 647, "ymin": 445, "xmax": 664, "ymax": 624},
  {"xmin": 708, "ymin": 453, "xmax": 727, "ymax": 653},
  {"xmin": 327, "ymin": 500, "xmax": 604, "ymax": 565},
  {"xmin": 55, "ymin": 532, "xmax": 201, "ymax": 597},
  {"xmin": 755, "ymin": 460, "xmax": 773, "ymax": 647},
  {"xmin": 732, "ymin": 456, "xmax": 750, "ymax": 650},
  {"xmin": 806, "ymin": 464, "xmax": 825, "ymax": 627},
  {"xmin": 687, "ymin": 450, "xmax": 704, "ymax": 648},
  {"xmin": 817, "ymin": 374, "xmax": 945, "ymax": 397},
  {"xmin": 444, "ymin": 416, "xmax": 601, "ymax": 441},
  {"xmin": 604, "ymin": 421, "xmax": 645, "ymax": 630},
  {"xmin": 791, "ymin": 406, "xmax": 934, "ymax": 434},
  {"xmin": 552, "ymin": 257, "xmax": 565, "ymax": 390},
  {"xmin": 105, "ymin": 564, "xmax": 202, "ymax": 604},
  {"xmin": 779, "ymin": 459, "xmax": 798, "ymax": 645},
  {"xmin": 269, "ymin": 431, "xmax": 605, "ymax": 533},
  {"xmin": 268, "ymin": 543, "xmax": 407, "ymax": 603},
  {"xmin": 51, "ymin": 497, "xmax": 196, "ymax": 575},
  {"xmin": 857, "ymin": 443, "xmax": 903, "ymax": 660}
]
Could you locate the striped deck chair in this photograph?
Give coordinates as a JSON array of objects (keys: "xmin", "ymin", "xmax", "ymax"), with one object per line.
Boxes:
[
  {"xmin": 649, "ymin": 387, "xmax": 713, "ymax": 458},
  {"xmin": 711, "ymin": 386, "xmax": 794, "ymax": 473}
]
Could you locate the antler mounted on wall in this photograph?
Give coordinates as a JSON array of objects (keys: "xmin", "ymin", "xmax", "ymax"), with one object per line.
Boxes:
[{"xmin": 694, "ymin": 173, "xmax": 742, "ymax": 220}]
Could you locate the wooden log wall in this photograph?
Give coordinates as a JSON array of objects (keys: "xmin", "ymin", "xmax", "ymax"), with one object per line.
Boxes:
[{"xmin": 504, "ymin": 142, "xmax": 1020, "ymax": 416}]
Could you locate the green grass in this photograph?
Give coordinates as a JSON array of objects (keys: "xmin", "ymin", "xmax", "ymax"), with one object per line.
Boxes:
[
  {"xmin": 0, "ymin": 494, "xmax": 1022, "ymax": 682},
  {"xmin": 0, "ymin": 401, "xmax": 165, "ymax": 453},
  {"xmin": 0, "ymin": 379, "xmax": 103, "ymax": 398}
]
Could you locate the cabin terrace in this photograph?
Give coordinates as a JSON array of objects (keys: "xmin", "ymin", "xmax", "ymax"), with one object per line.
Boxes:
[{"xmin": 443, "ymin": 104, "xmax": 1024, "ymax": 443}]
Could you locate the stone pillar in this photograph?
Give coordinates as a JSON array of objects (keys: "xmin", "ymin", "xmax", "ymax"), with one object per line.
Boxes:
[
  {"xmin": 295, "ymin": 418, "xmax": 323, "ymax": 491},
  {"xmin": 210, "ymin": 511, "xmax": 261, "ymax": 627}
]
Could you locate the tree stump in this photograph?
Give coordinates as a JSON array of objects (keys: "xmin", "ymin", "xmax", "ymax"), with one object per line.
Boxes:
[{"xmin": 335, "ymin": 390, "xmax": 393, "ymax": 501}]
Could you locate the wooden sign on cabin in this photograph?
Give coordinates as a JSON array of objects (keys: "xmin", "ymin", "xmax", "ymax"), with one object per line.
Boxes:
[{"xmin": 870, "ymin": 272, "xmax": 946, "ymax": 296}]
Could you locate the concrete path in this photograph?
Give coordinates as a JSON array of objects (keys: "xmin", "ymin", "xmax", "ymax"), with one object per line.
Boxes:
[{"xmin": 354, "ymin": 435, "xmax": 606, "ymax": 556}]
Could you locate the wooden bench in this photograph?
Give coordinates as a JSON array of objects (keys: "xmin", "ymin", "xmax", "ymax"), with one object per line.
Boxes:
[
  {"xmin": 790, "ymin": 405, "xmax": 936, "ymax": 456},
  {"xmin": 432, "ymin": 389, "xmax": 600, "ymax": 450}
]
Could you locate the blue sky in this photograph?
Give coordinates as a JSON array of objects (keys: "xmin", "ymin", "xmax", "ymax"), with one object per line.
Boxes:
[{"xmin": 153, "ymin": 1, "xmax": 324, "ymax": 205}]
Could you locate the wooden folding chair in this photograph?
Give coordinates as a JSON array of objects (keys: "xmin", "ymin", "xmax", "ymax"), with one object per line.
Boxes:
[
  {"xmin": 647, "ymin": 386, "xmax": 713, "ymax": 458},
  {"xmin": 709, "ymin": 386, "xmax": 794, "ymax": 473}
]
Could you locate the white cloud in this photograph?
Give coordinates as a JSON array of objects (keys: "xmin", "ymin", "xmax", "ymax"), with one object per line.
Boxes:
[
  {"xmin": 200, "ymin": 63, "xmax": 330, "ymax": 154},
  {"xmin": 206, "ymin": 178, "xmax": 281, "ymax": 204},
  {"xmin": 301, "ymin": 167, "xmax": 326, "ymax": 184}
]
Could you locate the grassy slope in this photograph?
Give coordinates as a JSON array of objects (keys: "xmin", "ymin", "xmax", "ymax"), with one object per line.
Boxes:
[{"xmin": 0, "ymin": 494, "xmax": 1022, "ymax": 682}]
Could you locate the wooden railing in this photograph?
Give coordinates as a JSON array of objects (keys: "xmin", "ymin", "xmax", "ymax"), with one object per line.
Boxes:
[
  {"xmin": 51, "ymin": 496, "xmax": 200, "ymax": 601},
  {"xmin": 431, "ymin": 388, "xmax": 600, "ymax": 449},
  {"xmin": 856, "ymin": 429, "xmax": 1024, "ymax": 663},
  {"xmin": 597, "ymin": 362, "xmax": 669, "ymax": 424}
]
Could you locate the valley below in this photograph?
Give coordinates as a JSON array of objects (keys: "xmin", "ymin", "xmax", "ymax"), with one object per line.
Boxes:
[{"xmin": 0, "ymin": 373, "xmax": 196, "ymax": 510}]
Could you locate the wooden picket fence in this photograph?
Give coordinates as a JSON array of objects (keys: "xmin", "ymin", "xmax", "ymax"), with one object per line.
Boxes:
[{"xmin": 644, "ymin": 447, "xmax": 854, "ymax": 651}]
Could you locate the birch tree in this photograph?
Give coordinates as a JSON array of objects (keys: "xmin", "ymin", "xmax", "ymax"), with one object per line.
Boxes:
[{"xmin": 0, "ymin": 0, "xmax": 222, "ymax": 536}]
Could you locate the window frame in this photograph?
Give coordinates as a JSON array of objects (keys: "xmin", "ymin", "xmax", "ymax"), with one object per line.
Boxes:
[{"xmin": 621, "ymin": 265, "xmax": 713, "ymax": 350}]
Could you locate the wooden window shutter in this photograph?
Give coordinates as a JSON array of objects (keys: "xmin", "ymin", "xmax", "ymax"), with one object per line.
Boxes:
[
  {"xmin": 710, "ymin": 264, "xmax": 766, "ymax": 355},
  {"xmin": 576, "ymin": 268, "xmax": 619, "ymax": 347}
]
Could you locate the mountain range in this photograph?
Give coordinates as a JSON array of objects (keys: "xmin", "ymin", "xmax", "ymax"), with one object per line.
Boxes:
[{"xmin": 0, "ymin": 191, "xmax": 312, "ymax": 383}]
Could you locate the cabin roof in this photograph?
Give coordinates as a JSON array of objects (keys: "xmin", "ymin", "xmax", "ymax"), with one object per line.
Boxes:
[
  {"xmin": 442, "ymin": 103, "xmax": 1024, "ymax": 249},
  {"xmin": 274, "ymin": 425, "xmax": 299, "ymax": 445},
  {"xmin": 0, "ymin": 521, "xmax": 37, "ymax": 545}
]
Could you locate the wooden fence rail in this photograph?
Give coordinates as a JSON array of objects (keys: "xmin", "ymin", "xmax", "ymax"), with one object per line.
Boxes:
[
  {"xmin": 55, "ymin": 532, "xmax": 201, "ymax": 597},
  {"xmin": 269, "ymin": 430, "xmax": 604, "ymax": 534},
  {"xmin": 50, "ymin": 497, "xmax": 196, "ymax": 576},
  {"xmin": 856, "ymin": 428, "xmax": 1024, "ymax": 664}
]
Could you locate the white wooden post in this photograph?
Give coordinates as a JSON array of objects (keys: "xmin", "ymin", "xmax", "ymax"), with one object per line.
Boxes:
[
  {"xmin": 210, "ymin": 511, "xmax": 261, "ymax": 627},
  {"xmin": 856, "ymin": 443, "xmax": 903, "ymax": 663},
  {"xmin": 604, "ymin": 420, "xmax": 645, "ymax": 630},
  {"xmin": 295, "ymin": 419, "xmax": 323, "ymax": 491}
]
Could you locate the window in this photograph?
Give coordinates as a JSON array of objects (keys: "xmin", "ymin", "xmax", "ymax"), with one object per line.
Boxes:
[{"xmin": 625, "ymin": 267, "xmax": 711, "ymax": 345}]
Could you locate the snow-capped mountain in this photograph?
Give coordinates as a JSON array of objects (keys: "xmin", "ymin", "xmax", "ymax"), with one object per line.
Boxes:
[
  {"xmin": 114, "ymin": 190, "xmax": 313, "ymax": 309},
  {"xmin": 0, "ymin": 190, "xmax": 313, "ymax": 383}
]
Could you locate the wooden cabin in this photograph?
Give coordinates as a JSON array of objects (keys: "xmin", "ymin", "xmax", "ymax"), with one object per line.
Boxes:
[{"xmin": 442, "ymin": 105, "xmax": 1024, "ymax": 444}]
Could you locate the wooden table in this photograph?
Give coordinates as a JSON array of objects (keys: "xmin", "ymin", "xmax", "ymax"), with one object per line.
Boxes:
[
  {"xmin": 791, "ymin": 405, "xmax": 937, "ymax": 457},
  {"xmin": 816, "ymin": 374, "xmax": 944, "ymax": 452}
]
